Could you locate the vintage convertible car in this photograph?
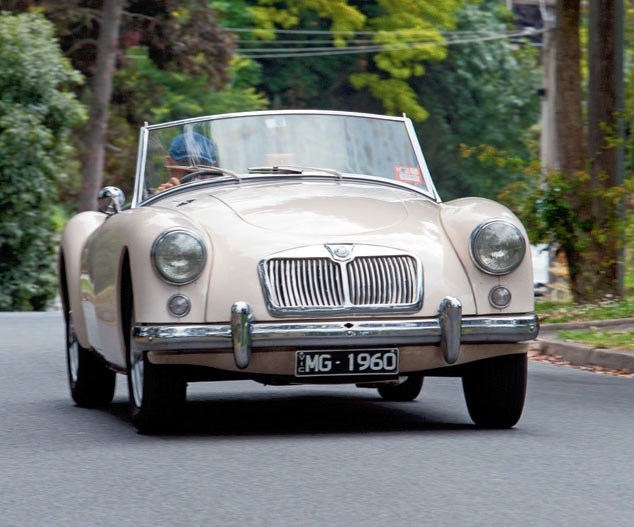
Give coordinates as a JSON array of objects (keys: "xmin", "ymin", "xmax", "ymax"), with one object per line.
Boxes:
[{"xmin": 59, "ymin": 110, "xmax": 538, "ymax": 433}]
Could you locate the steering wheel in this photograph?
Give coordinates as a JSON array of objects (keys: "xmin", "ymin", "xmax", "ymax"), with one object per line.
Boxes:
[{"xmin": 179, "ymin": 168, "xmax": 222, "ymax": 185}]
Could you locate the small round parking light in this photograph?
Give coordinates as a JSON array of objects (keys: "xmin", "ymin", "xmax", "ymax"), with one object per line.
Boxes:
[
  {"xmin": 489, "ymin": 286, "xmax": 511, "ymax": 309},
  {"xmin": 167, "ymin": 294, "xmax": 191, "ymax": 317}
]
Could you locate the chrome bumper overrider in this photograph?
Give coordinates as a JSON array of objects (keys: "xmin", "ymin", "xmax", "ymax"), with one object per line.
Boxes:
[{"xmin": 134, "ymin": 297, "xmax": 539, "ymax": 370}]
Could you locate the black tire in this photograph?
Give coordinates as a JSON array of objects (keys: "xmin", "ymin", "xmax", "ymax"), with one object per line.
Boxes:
[
  {"xmin": 66, "ymin": 310, "xmax": 115, "ymax": 407},
  {"xmin": 377, "ymin": 376, "xmax": 424, "ymax": 401},
  {"xmin": 123, "ymin": 289, "xmax": 185, "ymax": 434},
  {"xmin": 127, "ymin": 353, "xmax": 186, "ymax": 434},
  {"xmin": 462, "ymin": 353, "xmax": 527, "ymax": 429}
]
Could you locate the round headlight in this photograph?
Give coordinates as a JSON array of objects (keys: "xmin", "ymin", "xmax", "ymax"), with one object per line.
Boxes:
[
  {"xmin": 152, "ymin": 229, "xmax": 207, "ymax": 284},
  {"xmin": 470, "ymin": 220, "xmax": 526, "ymax": 275}
]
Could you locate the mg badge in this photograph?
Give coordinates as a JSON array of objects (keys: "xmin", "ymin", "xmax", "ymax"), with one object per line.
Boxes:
[{"xmin": 325, "ymin": 243, "xmax": 354, "ymax": 261}]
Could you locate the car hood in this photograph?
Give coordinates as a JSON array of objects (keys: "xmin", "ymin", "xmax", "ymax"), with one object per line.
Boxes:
[
  {"xmin": 164, "ymin": 179, "xmax": 417, "ymax": 236},
  {"xmin": 136, "ymin": 180, "xmax": 533, "ymax": 319}
]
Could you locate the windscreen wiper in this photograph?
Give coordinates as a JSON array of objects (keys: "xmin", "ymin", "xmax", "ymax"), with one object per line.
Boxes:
[{"xmin": 248, "ymin": 165, "xmax": 343, "ymax": 179}]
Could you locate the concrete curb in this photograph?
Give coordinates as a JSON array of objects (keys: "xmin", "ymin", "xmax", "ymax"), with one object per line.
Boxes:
[
  {"xmin": 536, "ymin": 338, "xmax": 634, "ymax": 372},
  {"xmin": 535, "ymin": 318, "xmax": 634, "ymax": 373},
  {"xmin": 540, "ymin": 317, "xmax": 634, "ymax": 331}
]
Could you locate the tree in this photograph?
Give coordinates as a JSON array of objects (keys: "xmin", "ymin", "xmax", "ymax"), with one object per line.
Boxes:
[
  {"xmin": 0, "ymin": 12, "xmax": 85, "ymax": 310},
  {"xmin": 104, "ymin": 50, "xmax": 267, "ymax": 196},
  {"xmin": 413, "ymin": 1, "xmax": 540, "ymax": 200},
  {"xmin": 552, "ymin": 0, "xmax": 587, "ymax": 299},
  {"xmin": 238, "ymin": 0, "xmax": 464, "ymax": 119},
  {"xmin": 77, "ymin": 0, "xmax": 122, "ymax": 212},
  {"xmin": 6, "ymin": 0, "xmax": 238, "ymax": 211},
  {"xmin": 233, "ymin": 0, "xmax": 541, "ymax": 201},
  {"xmin": 546, "ymin": 0, "xmax": 629, "ymax": 301},
  {"xmin": 503, "ymin": 1, "xmax": 632, "ymax": 302},
  {"xmin": 586, "ymin": 0, "xmax": 621, "ymax": 296},
  {"xmin": 348, "ymin": 0, "xmax": 463, "ymax": 121}
]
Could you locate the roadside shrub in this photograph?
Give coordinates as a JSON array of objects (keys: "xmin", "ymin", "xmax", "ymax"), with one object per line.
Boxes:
[{"xmin": 0, "ymin": 12, "xmax": 85, "ymax": 310}]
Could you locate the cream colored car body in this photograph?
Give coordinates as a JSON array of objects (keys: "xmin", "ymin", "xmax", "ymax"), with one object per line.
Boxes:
[{"xmin": 60, "ymin": 110, "xmax": 537, "ymax": 430}]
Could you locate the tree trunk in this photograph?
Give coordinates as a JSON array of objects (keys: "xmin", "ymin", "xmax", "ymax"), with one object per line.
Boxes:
[
  {"xmin": 77, "ymin": 0, "xmax": 123, "ymax": 212},
  {"xmin": 586, "ymin": 0, "xmax": 621, "ymax": 298},
  {"xmin": 554, "ymin": 0, "xmax": 586, "ymax": 300}
]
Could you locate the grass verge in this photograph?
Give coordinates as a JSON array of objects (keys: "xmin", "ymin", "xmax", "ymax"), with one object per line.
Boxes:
[
  {"xmin": 556, "ymin": 330, "xmax": 634, "ymax": 352},
  {"xmin": 536, "ymin": 296, "xmax": 634, "ymax": 323}
]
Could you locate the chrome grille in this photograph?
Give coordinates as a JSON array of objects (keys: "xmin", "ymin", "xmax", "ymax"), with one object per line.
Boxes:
[
  {"xmin": 263, "ymin": 258, "xmax": 344, "ymax": 308},
  {"xmin": 260, "ymin": 254, "xmax": 421, "ymax": 315},
  {"xmin": 347, "ymin": 256, "xmax": 418, "ymax": 306}
]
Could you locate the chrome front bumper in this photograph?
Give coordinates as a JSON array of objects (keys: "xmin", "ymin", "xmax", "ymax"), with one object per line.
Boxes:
[{"xmin": 133, "ymin": 297, "xmax": 539, "ymax": 370}]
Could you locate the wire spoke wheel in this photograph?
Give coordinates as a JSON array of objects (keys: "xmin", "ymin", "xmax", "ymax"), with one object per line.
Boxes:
[
  {"xmin": 124, "ymin": 290, "xmax": 186, "ymax": 434},
  {"xmin": 65, "ymin": 309, "xmax": 115, "ymax": 407}
]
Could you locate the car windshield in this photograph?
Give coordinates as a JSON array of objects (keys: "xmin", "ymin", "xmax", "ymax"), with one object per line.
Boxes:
[{"xmin": 137, "ymin": 112, "xmax": 432, "ymax": 203}]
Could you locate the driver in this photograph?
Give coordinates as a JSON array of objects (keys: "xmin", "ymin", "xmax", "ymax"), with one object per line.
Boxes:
[{"xmin": 156, "ymin": 132, "xmax": 217, "ymax": 193}]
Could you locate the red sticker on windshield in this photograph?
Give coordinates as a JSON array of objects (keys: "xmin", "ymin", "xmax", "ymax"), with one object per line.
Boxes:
[{"xmin": 394, "ymin": 166, "xmax": 422, "ymax": 184}]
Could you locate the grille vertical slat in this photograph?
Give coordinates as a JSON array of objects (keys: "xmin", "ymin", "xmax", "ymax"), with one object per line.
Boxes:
[
  {"xmin": 386, "ymin": 257, "xmax": 399, "ymax": 304},
  {"xmin": 286, "ymin": 259, "xmax": 299, "ymax": 306},
  {"xmin": 326, "ymin": 260, "xmax": 337, "ymax": 305},
  {"xmin": 362, "ymin": 258, "xmax": 374, "ymax": 305},
  {"xmin": 330, "ymin": 260, "xmax": 344, "ymax": 305},
  {"xmin": 298, "ymin": 260, "xmax": 309, "ymax": 306},
  {"xmin": 378, "ymin": 258, "xmax": 386, "ymax": 304},
  {"xmin": 261, "ymin": 254, "xmax": 420, "ymax": 312},
  {"xmin": 319, "ymin": 259, "xmax": 331, "ymax": 306},
  {"xmin": 272, "ymin": 259, "xmax": 283, "ymax": 305},
  {"xmin": 391, "ymin": 256, "xmax": 404, "ymax": 304},
  {"xmin": 309, "ymin": 260, "xmax": 321, "ymax": 306}
]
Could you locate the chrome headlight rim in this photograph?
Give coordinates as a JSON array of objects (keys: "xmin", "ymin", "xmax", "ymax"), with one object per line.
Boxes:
[
  {"xmin": 470, "ymin": 220, "xmax": 526, "ymax": 276},
  {"xmin": 151, "ymin": 228, "xmax": 207, "ymax": 285}
]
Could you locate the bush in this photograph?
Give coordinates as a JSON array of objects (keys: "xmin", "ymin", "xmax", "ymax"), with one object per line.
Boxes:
[{"xmin": 0, "ymin": 12, "xmax": 85, "ymax": 310}]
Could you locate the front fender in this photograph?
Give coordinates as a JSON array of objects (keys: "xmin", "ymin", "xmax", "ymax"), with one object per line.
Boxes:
[
  {"xmin": 59, "ymin": 211, "xmax": 107, "ymax": 349},
  {"xmin": 440, "ymin": 197, "xmax": 534, "ymax": 314}
]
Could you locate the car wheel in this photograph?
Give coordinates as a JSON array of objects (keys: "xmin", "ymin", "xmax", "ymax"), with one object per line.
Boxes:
[
  {"xmin": 124, "ymin": 297, "xmax": 185, "ymax": 434},
  {"xmin": 66, "ymin": 309, "xmax": 115, "ymax": 407},
  {"xmin": 461, "ymin": 353, "xmax": 527, "ymax": 429},
  {"xmin": 377, "ymin": 376, "xmax": 424, "ymax": 401}
]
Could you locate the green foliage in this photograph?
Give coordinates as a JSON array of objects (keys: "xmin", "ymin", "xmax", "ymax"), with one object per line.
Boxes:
[
  {"xmin": 0, "ymin": 12, "xmax": 86, "ymax": 311},
  {"xmin": 102, "ymin": 48, "xmax": 268, "ymax": 195},
  {"xmin": 249, "ymin": 0, "xmax": 366, "ymax": 36},
  {"xmin": 491, "ymin": 139, "xmax": 634, "ymax": 301},
  {"xmin": 356, "ymin": 0, "xmax": 461, "ymax": 117},
  {"xmin": 349, "ymin": 75, "xmax": 428, "ymax": 120},
  {"xmin": 242, "ymin": 0, "xmax": 463, "ymax": 118},
  {"xmin": 116, "ymin": 50, "xmax": 267, "ymax": 124},
  {"xmin": 414, "ymin": 2, "xmax": 541, "ymax": 200}
]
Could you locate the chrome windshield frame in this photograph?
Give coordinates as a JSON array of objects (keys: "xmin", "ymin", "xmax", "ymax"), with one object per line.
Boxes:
[{"xmin": 132, "ymin": 110, "xmax": 440, "ymax": 207}]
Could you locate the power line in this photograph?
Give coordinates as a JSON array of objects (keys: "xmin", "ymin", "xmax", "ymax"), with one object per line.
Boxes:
[
  {"xmin": 235, "ymin": 29, "xmax": 536, "ymax": 46},
  {"xmin": 228, "ymin": 26, "xmax": 541, "ymax": 37},
  {"xmin": 236, "ymin": 28, "xmax": 546, "ymax": 59}
]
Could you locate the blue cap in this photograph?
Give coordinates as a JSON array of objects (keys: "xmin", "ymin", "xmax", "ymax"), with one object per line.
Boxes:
[{"xmin": 169, "ymin": 132, "xmax": 216, "ymax": 165}]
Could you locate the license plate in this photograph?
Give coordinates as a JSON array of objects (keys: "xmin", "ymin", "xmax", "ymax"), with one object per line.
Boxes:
[{"xmin": 295, "ymin": 349, "xmax": 399, "ymax": 377}]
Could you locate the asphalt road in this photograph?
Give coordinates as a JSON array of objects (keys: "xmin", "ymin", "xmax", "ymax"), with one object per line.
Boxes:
[{"xmin": 2, "ymin": 312, "xmax": 634, "ymax": 527}]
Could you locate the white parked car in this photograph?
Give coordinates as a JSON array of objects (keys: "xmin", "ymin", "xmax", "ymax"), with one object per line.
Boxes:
[{"xmin": 59, "ymin": 110, "xmax": 538, "ymax": 433}]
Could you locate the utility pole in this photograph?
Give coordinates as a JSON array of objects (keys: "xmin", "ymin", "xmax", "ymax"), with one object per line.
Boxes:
[
  {"xmin": 512, "ymin": 0, "xmax": 558, "ymax": 288},
  {"xmin": 538, "ymin": 0, "xmax": 558, "ymax": 172}
]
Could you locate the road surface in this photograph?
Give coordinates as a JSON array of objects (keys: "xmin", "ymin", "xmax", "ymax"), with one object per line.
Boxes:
[{"xmin": 1, "ymin": 312, "xmax": 633, "ymax": 526}]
